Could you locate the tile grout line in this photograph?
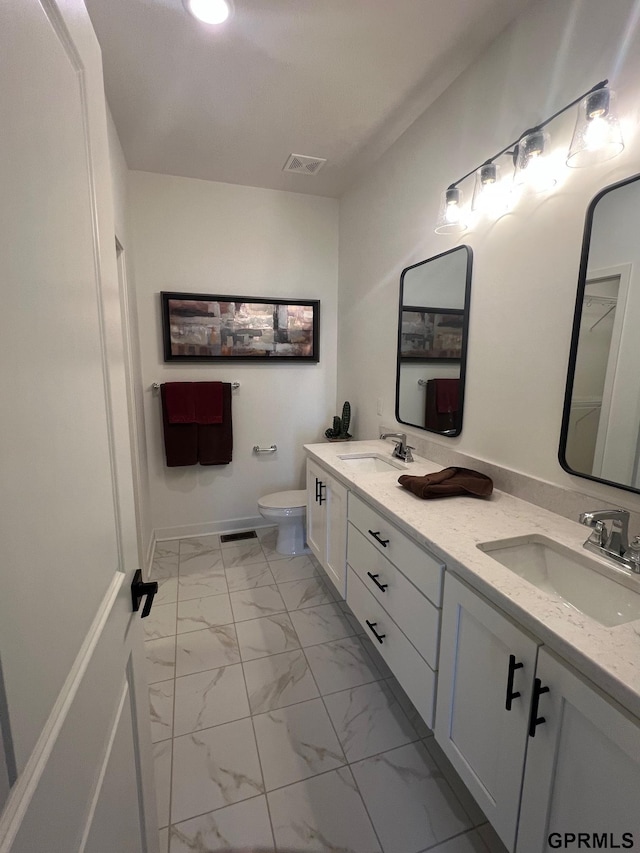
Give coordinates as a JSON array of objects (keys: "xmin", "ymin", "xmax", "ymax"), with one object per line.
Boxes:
[
  {"xmin": 416, "ymin": 824, "xmax": 493, "ymax": 853},
  {"xmin": 312, "ymin": 670, "xmax": 388, "ymax": 853},
  {"xmin": 244, "ymin": 681, "xmax": 278, "ymax": 850},
  {"xmin": 235, "ymin": 537, "xmax": 279, "ymax": 850}
]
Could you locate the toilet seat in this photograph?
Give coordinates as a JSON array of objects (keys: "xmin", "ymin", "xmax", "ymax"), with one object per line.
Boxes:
[{"xmin": 258, "ymin": 489, "xmax": 306, "ymax": 516}]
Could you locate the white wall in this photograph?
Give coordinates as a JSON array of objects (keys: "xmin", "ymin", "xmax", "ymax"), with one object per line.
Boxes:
[
  {"xmin": 338, "ymin": 0, "xmax": 640, "ymax": 512},
  {"xmin": 128, "ymin": 172, "xmax": 338, "ymax": 537},
  {"xmin": 106, "ymin": 108, "xmax": 153, "ymax": 566}
]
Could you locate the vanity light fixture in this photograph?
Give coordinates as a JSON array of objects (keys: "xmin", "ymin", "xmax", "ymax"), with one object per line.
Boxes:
[
  {"xmin": 184, "ymin": 0, "xmax": 233, "ymax": 25},
  {"xmin": 435, "ymin": 80, "xmax": 624, "ymax": 234}
]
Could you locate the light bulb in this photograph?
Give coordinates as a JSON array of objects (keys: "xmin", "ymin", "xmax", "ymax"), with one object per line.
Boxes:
[
  {"xmin": 514, "ymin": 130, "xmax": 556, "ymax": 193},
  {"xmin": 185, "ymin": 0, "xmax": 232, "ymax": 25},
  {"xmin": 445, "ymin": 200, "xmax": 461, "ymax": 225},
  {"xmin": 567, "ymin": 86, "xmax": 624, "ymax": 168},
  {"xmin": 472, "ymin": 163, "xmax": 512, "ymax": 216},
  {"xmin": 584, "ymin": 115, "xmax": 610, "ymax": 150},
  {"xmin": 435, "ymin": 187, "xmax": 465, "ymax": 234}
]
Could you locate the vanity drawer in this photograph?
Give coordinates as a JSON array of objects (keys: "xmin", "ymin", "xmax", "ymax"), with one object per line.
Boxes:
[
  {"xmin": 348, "ymin": 492, "xmax": 444, "ymax": 605},
  {"xmin": 347, "ymin": 567, "xmax": 436, "ymax": 728},
  {"xmin": 348, "ymin": 523, "xmax": 440, "ymax": 669}
]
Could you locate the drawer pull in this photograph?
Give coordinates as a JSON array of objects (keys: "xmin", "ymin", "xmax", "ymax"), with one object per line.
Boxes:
[
  {"xmin": 367, "ymin": 572, "xmax": 388, "ymax": 592},
  {"xmin": 368, "ymin": 529, "xmax": 390, "ymax": 548},
  {"xmin": 505, "ymin": 654, "xmax": 524, "ymax": 711},
  {"xmin": 365, "ymin": 619, "xmax": 386, "ymax": 644},
  {"xmin": 528, "ymin": 677, "xmax": 550, "ymax": 737}
]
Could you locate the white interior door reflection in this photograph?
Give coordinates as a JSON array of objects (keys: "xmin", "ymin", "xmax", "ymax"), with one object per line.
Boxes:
[{"xmin": 561, "ymin": 174, "xmax": 640, "ymax": 492}]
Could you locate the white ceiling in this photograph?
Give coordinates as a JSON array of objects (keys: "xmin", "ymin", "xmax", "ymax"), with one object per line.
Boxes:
[{"xmin": 86, "ymin": 0, "xmax": 532, "ymax": 198}]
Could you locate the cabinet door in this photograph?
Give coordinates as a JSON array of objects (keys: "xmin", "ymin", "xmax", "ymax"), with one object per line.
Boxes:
[
  {"xmin": 306, "ymin": 460, "xmax": 327, "ymax": 564},
  {"xmin": 435, "ymin": 574, "xmax": 539, "ymax": 852},
  {"xmin": 517, "ymin": 648, "xmax": 640, "ymax": 852},
  {"xmin": 325, "ymin": 475, "xmax": 348, "ymax": 598}
]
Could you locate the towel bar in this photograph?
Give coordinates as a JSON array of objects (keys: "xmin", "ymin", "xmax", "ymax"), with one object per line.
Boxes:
[
  {"xmin": 253, "ymin": 445, "xmax": 277, "ymax": 454},
  {"xmin": 151, "ymin": 381, "xmax": 240, "ymax": 391}
]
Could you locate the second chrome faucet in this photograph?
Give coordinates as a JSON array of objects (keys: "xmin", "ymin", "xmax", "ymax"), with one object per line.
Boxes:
[{"xmin": 579, "ymin": 508, "xmax": 640, "ymax": 573}]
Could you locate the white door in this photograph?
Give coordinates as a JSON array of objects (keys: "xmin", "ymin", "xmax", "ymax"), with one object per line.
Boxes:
[
  {"xmin": 0, "ymin": 1, "xmax": 158, "ymax": 851},
  {"xmin": 517, "ymin": 648, "xmax": 640, "ymax": 853},
  {"xmin": 435, "ymin": 574, "xmax": 539, "ymax": 852}
]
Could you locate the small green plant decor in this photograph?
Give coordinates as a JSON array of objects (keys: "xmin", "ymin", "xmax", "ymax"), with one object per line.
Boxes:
[{"xmin": 325, "ymin": 402, "xmax": 352, "ymax": 441}]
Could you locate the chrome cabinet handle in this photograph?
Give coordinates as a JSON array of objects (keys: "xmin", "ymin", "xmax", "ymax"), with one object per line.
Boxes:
[{"xmin": 253, "ymin": 444, "xmax": 277, "ymax": 453}]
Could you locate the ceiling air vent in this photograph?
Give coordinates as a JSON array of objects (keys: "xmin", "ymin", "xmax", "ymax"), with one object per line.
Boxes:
[{"xmin": 283, "ymin": 154, "xmax": 327, "ymax": 175}]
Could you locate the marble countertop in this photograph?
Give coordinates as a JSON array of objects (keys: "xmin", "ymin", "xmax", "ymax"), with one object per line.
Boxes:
[{"xmin": 305, "ymin": 439, "xmax": 640, "ymax": 721}]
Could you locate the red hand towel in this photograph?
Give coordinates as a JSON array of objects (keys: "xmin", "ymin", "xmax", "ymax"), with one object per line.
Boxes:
[
  {"xmin": 163, "ymin": 382, "xmax": 196, "ymax": 424},
  {"xmin": 434, "ymin": 378, "xmax": 459, "ymax": 414},
  {"xmin": 160, "ymin": 385, "xmax": 198, "ymax": 466},
  {"xmin": 195, "ymin": 382, "xmax": 223, "ymax": 424},
  {"xmin": 199, "ymin": 383, "xmax": 233, "ymax": 465}
]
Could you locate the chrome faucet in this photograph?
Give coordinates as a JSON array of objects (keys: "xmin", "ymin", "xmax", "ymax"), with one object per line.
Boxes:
[
  {"xmin": 578, "ymin": 508, "xmax": 640, "ymax": 573},
  {"xmin": 579, "ymin": 509, "xmax": 629, "ymax": 554},
  {"xmin": 380, "ymin": 432, "xmax": 414, "ymax": 462}
]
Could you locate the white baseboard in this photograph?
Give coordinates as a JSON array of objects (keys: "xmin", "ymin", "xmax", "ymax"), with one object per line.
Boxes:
[{"xmin": 154, "ymin": 516, "xmax": 272, "ymax": 542}]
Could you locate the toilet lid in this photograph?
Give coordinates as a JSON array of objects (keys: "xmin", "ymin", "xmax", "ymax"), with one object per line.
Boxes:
[{"xmin": 259, "ymin": 489, "xmax": 307, "ymax": 509}]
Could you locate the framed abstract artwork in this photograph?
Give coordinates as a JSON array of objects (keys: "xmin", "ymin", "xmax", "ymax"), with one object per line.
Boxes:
[
  {"xmin": 400, "ymin": 307, "xmax": 464, "ymax": 360},
  {"xmin": 161, "ymin": 292, "xmax": 320, "ymax": 362}
]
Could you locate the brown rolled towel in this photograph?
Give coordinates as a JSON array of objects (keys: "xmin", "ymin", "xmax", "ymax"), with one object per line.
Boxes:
[{"xmin": 398, "ymin": 467, "xmax": 493, "ymax": 499}]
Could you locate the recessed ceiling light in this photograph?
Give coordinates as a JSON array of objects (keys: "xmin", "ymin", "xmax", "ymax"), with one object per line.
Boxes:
[{"xmin": 184, "ymin": 0, "xmax": 233, "ymax": 25}]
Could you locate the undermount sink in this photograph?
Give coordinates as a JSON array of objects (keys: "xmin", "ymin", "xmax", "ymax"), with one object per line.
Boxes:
[
  {"xmin": 337, "ymin": 453, "xmax": 406, "ymax": 473},
  {"xmin": 478, "ymin": 534, "xmax": 640, "ymax": 627}
]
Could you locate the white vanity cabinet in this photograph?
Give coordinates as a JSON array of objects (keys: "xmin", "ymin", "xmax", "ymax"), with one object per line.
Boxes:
[
  {"xmin": 517, "ymin": 647, "xmax": 640, "ymax": 852},
  {"xmin": 436, "ymin": 573, "xmax": 640, "ymax": 852},
  {"xmin": 306, "ymin": 458, "xmax": 348, "ymax": 597},
  {"xmin": 346, "ymin": 492, "xmax": 445, "ymax": 727},
  {"xmin": 435, "ymin": 573, "xmax": 541, "ymax": 849}
]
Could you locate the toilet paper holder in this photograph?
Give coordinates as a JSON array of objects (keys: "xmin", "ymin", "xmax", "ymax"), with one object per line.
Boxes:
[{"xmin": 253, "ymin": 444, "xmax": 277, "ymax": 454}]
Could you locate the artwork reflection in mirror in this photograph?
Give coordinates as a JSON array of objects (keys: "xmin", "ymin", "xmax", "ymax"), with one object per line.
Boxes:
[
  {"xmin": 396, "ymin": 246, "xmax": 472, "ymax": 436},
  {"xmin": 560, "ymin": 173, "xmax": 640, "ymax": 493}
]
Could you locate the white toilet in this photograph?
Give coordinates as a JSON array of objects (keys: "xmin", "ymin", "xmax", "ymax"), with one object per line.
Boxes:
[{"xmin": 258, "ymin": 489, "xmax": 308, "ymax": 555}]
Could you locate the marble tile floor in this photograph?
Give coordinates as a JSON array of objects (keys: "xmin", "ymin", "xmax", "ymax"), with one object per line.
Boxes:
[{"xmin": 146, "ymin": 528, "xmax": 508, "ymax": 853}]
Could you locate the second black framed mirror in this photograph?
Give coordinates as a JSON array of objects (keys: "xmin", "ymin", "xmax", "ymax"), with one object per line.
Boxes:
[{"xmin": 395, "ymin": 245, "xmax": 473, "ymax": 436}]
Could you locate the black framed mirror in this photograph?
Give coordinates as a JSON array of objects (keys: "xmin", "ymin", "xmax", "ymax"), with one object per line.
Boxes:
[
  {"xmin": 395, "ymin": 245, "xmax": 473, "ymax": 436},
  {"xmin": 559, "ymin": 173, "xmax": 640, "ymax": 494}
]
